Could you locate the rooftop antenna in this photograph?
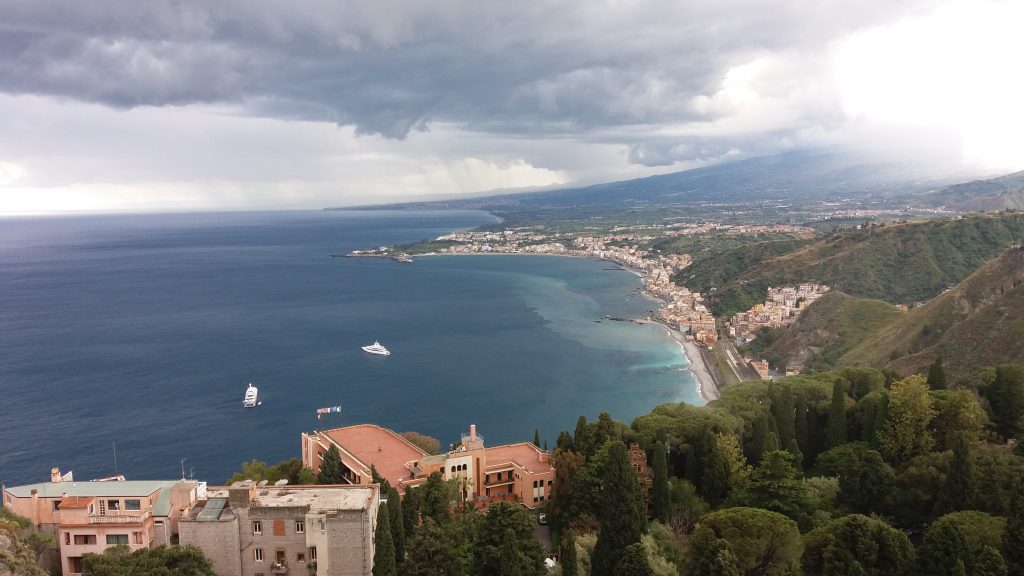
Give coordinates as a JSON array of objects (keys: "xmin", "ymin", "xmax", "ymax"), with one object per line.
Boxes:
[
  {"xmin": 112, "ymin": 441, "xmax": 118, "ymax": 476},
  {"xmin": 180, "ymin": 458, "xmax": 187, "ymax": 481}
]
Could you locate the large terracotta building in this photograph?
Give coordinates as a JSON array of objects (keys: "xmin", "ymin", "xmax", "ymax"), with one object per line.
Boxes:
[
  {"xmin": 179, "ymin": 481, "xmax": 380, "ymax": 576},
  {"xmin": 301, "ymin": 424, "xmax": 555, "ymax": 509},
  {"xmin": 1, "ymin": 468, "xmax": 201, "ymax": 576}
]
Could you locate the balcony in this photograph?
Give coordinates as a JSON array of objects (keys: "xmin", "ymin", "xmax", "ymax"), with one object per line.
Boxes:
[
  {"xmin": 89, "ymin": 511, "xmax": 150, "ymax": 524},
  {"xmin": 271, "ymin": 562, "xmax": 289, "ymax": 574},
  {"xmin": 484, "ymin": 478, "xmax": 514, "ymax": 488}
]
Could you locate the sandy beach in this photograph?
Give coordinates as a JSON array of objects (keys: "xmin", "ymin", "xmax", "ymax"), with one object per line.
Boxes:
[{"xmin": 635, "ymin": 318, "xmax": 720, "ymax": 403}]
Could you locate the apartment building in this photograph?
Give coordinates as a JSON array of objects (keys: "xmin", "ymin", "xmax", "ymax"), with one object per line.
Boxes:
[
  {"xmin": 179, "ymin": 481, "xmax": 379, "ymax": 576},
  {"xmin": 301, "ymin": 424, "xmax": 555, "ymax": 509},
  {"xmin": 1, "ymin": 468, "xmax": 200, "ymax": 576}
]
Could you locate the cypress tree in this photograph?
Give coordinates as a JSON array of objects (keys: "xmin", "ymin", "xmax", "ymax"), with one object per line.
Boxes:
[
  {"xmin": 928, "ymin": 356, "xmax": 947, "ymax": 390},
  {"xmin": 498, "ymin": 528, "xmax": 529, "ymax": 576},
  {"xmin": 373, "ymin": 503, "xmax": 397, "ymax": 576},
  {"xmin": 651, "ymin": 441, "xmax": 671, "ymax": 523},
  {"xmin": 386, "ymin": 485, "xmax": 405, "ymax": 564},
  {"xmin": 556, "ymin": 431, "xmax": 574, "ymax": 452},
  {"xmin": 762, "ymin": 432, "xmax": 780, "ymax": 457},
  {"xmin": 561, "ymin": 530, "xmax": 578, "ymax": 576},
  {"xmin": 402, "ymin": 484, "xmax": 420, "ymax": 537},
  {"xmin": 687, "ymin": 427, "xmax": 710, "ymax": 490},
  {"xmin": 774, "ymin": 384, "xmax": 796, "ymax": 449},
  {"xmin": 872, "ymin": 392, "xmax": 889, "ymax": 449},
  {"xmin": 574, "ymin": 416, "xmax": 594, "ymax": 457},
  {"xmin": 596, "ymin": 412, "xmax": 616, "ymax": 446},
  {"xmin": 749, "ymin": 413, "xmax": 770, "ymax": 463},
  {"xmin": 936, "ymin": 433, "xmax": 976, "ymax": 515},
  {"xmin": 533, "ymin": 429, "xmax": 541, "ymax": 448},
  {"xmin": 784, "ymin": 438, "xmax": 803, "ymax": 472},
  {"xmin": 988, "ymin": 364, "xmax": 1024, "ymax": 440},
  {"xmin": 590, "ymin": 441, "xmax": 646, "ymax": 576},
  {"xmin": 794, "ymin": 395, "xmax": 809, "ymax": 453},
  {"xmin": 316, "ymin": 445, "xmax": 344, "ymax": 484},
  {"xmin": 826, "ymin": 380, "xmax": 848, "ymax": 448}
]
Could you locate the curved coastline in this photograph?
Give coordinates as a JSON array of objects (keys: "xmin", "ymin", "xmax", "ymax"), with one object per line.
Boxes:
[{"xmin": 408, "ymin": 250, "xmax": 720, "ymax": 404}]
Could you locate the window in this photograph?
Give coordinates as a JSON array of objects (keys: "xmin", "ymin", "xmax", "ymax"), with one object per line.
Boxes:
[
  {"xmin": 254, "ymin": 548, "xmax": 264, "ymax": 562},
  {"xmin": 297, "ymin": 552, "xmax": 306, "ymax": 562},
  {"xmin": 309, "ymin": 546, "xmax": 318, "ymax": 561},
  {"xmin": 68, "ymin": 557, "xmax": 83, "ymax": 573},
  {"xmin": 106, "ymin": 534, "xmax": 129, "ymax": 545},
  {"xmin": 295, "ymin": 521, "xmax": 304, "ymax": 534},
  {"xmin": 125, "ymin": 499, "xmax": 141, "ymax": 511},
  {"xmin": 64, "ymin": 532, "xmax": 70, "ymax": 545},
  {"xmin": 276, "ymin": 550, "xmax": 286, "ymax": 564},
  {"xmin": 74, "ymin": 535, "xmax": 97, "ymax": 545},
  {"xmin": 548, "ymin": 480, "xmax": 553, "ymax": 486},
  {"xmin": 253, "ymin": 521, "xmax": 262, "ymax": 535},
  {"xmin": 107, "ymin": 500, "xmax": 120, "ymax": 511},
  {"xmin": 53, "ymin": 500, "xmax": 62, "ymax": 511}
]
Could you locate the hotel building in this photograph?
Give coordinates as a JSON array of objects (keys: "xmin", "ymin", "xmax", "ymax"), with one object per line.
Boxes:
[
  {"xmin": 1, "ymin": 468, "xmax": 201, "ymax": 576},
  {"xmin": 300, "ymin": 424, "xmax": 555, "ymax": 509},
  {"xmin": 179, "ymin": 482, "xmax": 379, "ymax": 576}
]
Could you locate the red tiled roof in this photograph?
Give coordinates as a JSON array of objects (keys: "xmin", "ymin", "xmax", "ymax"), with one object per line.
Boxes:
[
  {"xmin": 322, "ymin": 425, "xmax": 428, "ymax": 492},
  {"xmin": 484, "ymin": 443, "xmax": 553, "ymax": 474},
  {"xmin": 57, "ymin": 497, "xmax": 95, "ymax": 509}
]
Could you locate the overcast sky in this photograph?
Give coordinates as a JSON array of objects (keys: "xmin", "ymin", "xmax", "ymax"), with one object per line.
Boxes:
[{"xmin": 1, "ymin": 0, "xmax": 1021, "ymax": 214}]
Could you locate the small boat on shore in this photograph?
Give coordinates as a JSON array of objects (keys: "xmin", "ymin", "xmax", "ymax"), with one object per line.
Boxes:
[
  {"xmin": 243, "ymin": 383, "xmax": 261, "ymax": 408},
  {"xmin": 362, "ymin": 341, "xmax": 391, "ymax": 356}
]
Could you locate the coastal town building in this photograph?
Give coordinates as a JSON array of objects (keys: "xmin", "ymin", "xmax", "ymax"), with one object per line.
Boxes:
[
  {"xmin": 179, "ymin": 482, "xmax": 379, "ymax": 576},
  {"xmin": 1, "ymin": 468, "xmax": 201, "ymax": 576},
  {"xmin": 729, "ymin": 284, "xmax": 830, "ymax": 343},
  {"xmin": 301, "ymin": 424, "xmax": 555, "ymax": 509},
  {"xmin": 750, "ymin": 359, "xmax": 772, "ymax": 380}
]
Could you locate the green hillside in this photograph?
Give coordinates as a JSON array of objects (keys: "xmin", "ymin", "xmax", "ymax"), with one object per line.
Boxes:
[
  {"xmin": 672, "ymin": 237, "xmax": 809, "ymax": 295},
  {"xmin": 842, "ymin": 244, "xmax": 1024, "ymax": 382},
  {"xmin": 758, "ymin": 291, "xmax": 905, "ymax": 372},
  {"xmin": 690, "ymin": 212, "xmax": 1024, "ymax": 316},
  {"xmin": 927, "ymin": 170, "xmax": 1024, "ymax": 211}
]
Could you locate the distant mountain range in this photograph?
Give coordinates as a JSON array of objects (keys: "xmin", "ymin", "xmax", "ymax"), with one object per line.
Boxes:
[
  {"xmin": 924, "ymin": 170, "xmax": 1024, "ymax": 211},
  {"xmin": 344, "ymin": 148, "xmax": 1010, "ymax": 223}
]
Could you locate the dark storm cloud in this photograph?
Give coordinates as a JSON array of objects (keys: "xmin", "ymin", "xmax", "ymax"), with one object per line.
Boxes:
[{"xmin": 0, "ymin": 1, "xmax": 927, "ymax": 152}]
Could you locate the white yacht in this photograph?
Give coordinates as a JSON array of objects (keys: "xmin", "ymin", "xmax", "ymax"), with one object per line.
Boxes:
[
  {"xmin": 361, "ymin": 341, "xmax": 391, "ymax": 356},
  {"xmin": 243, "ymin": 383, "xmax": 260, "ymax": 408}
]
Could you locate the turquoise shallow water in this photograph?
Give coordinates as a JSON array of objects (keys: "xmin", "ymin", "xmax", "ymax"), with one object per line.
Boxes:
[{"xmin": 0, "ymin": 210, "xmax": 700, "ymax": 486}]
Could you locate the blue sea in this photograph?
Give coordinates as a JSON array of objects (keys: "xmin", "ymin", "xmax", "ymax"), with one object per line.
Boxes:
[{"xmin": 0, "ymin": 210, "xmax": 700, "ymax": 487}]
